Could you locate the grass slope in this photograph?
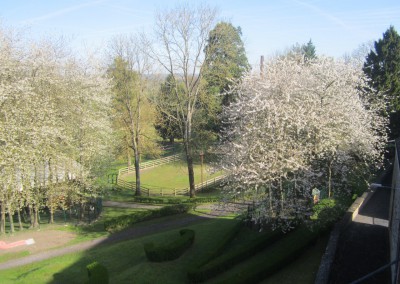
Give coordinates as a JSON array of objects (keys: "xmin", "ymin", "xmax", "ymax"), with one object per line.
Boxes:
[{"xmin": 0, "ymin": 217, "xmax": 241, "ymax": 284}]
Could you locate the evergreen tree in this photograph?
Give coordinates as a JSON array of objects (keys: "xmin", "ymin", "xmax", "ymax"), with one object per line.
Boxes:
[
  {"xmin": 302, "ymin": 39, "xmax": 317, "ymax": 61},
  {"xmin": 203, "ymin": 22, "xmax": 250, "ymax": 106},
  {"xmin": 363, "ymin": 26, "xmax": 400, "ymax": 139}
]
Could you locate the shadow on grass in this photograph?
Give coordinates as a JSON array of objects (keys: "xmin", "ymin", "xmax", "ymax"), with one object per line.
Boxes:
[{"xmin": 40, "ymin": 213, "xmax": 240, "ymax": 284}]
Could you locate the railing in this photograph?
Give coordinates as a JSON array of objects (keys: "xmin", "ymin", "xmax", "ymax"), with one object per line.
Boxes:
[
  {"xmin": 118, "ymin": 154, "xmax": 182, "ymax": 177},
  {"xmin": 115, "ymin": 175, "xmax": 226, "ymax": 196},
  {"xmin": 390, "ymin": 139, "xmax": 400, "ymax": 283}
]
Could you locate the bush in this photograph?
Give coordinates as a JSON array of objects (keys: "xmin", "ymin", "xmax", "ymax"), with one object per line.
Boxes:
[
  {"xmin": 144, "ymin": 229, "xmax": 195, "ymax": 262},
  {"xmin": 104, "ymin": 204, "xmax": 192, "ymax": 233},
  {"xmin": 215, "ymin": 226, "xmax": 321, "ymax": 284},
  {"xmin": 188, "ymin": 228, "xmax": 283, "ymax": 283},
  {"xmin": 133, "ymin": 196, "xmax": 219, "ymax": 204},
  {"xmin": 85, "ymin": 261, "xmax": 109, "ymax": 284}
]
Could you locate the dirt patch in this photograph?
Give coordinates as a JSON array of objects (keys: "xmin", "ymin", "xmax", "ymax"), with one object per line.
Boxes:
[{"xmin": 0, "ymin": 227, "xmax": 76, "ymax": 255}]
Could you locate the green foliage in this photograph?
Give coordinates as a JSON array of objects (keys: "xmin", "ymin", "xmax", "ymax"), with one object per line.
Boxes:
[
  {"xmin": 104, "ymin": 204, "xmax": 192, "ymax": 232},
  {"xmin": 133, "ymin": 196, "xmax": 219, "ymax": 204},
  {"xmin": 364, "ymin": 26, "xmax": 400, "ymax": 139},
  {"xmin": 284, "ymin": 40, "xmax": 317, "ymax": 61},
  {"xmin": 204, "ymin": 22, "xmax": 250, "ymax": 100},
  {"xmin": 188, "ymin": 227, "xmax": 283, "ymax": 283},
  {"xmin": 302, "ymin": 39, "xmax": 317, "ymax": 61},
  {"xmin": 202, "ymin": 21, "xmax": 250, "ymax": 135},
  {"xmin": 144, "ymin": 229, "xmax": 195, "ymax": 262},
  {"xmin": 85, "ymin": 261, "xmax": 109, "ymax": 284}
]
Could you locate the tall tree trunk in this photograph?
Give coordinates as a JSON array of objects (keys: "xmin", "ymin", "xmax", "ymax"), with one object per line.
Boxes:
[
  {"xmin": 134, "ymin": 151, "xmax": 141, "ymax": 196},
  {"xmin": 7, "ymin": 206, "xmax": 14, "ymax": 234},
  {"xmin": 185, "ymin": 141, "xmax": 196, "ymax": 198},
  {"xmin": 328, "ymin": 160, "xmax": 333, "ymax": 198},
  {"xmin": 0, "ymin": 202, "xmax": 5, "ymax": 234},
  {"xmin": 32, "ymin": 204, "xmax": 39, "ymax": 228},
  {"xmin": 17, "ymin": 209, "xmax": 23, "ymax": 231}
]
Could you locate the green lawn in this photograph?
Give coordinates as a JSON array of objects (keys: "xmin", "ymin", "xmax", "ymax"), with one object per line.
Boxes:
[
  {"xmin": 0, "ymin": 216, "xmax": 241, "ymax": 284},
  {"xmin": 120, "ymin": 160, "xmax": 224, "ymax": 191},
  {"xmin": 0, "ymin": 216, "xmax": 329, "ymax": 284}
]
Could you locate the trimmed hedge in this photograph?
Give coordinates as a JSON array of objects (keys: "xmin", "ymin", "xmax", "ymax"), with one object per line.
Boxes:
[
  {"xmin": 188, "ymin": 227, "xmax": 284, "ymax": 283},
  {"xmin": 85, "ymin": 261, "xmax": 109, "ymax": 284},
  {"xmin": 214, "ymin": 226, "xmax": 321, "ymax": 284},
  {"xmin": 133, "ymin": 196, "xmax": 219, "ymax": 204},
  {"xmin": 144, "ymin": 229, "xmax": 195, "ymax": 262},
  {"xmin": 104, "ymin": 204, "xmax": 192, "ymax": 233}
]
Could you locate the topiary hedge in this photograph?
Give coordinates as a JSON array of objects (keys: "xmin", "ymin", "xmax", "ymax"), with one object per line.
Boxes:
[
  {"xmin": 144, "ymin": 229, "xmax": 195, "ymax": 262},
  {"xmin": 85, "ymin": 261, "xmax": 109, "ymax": 284},
  {"xmin": 104, "ymin": 204, "xmax": 192, "ymax": 233},
  {"xmin": 187, "ymin": 227, "xmax": 284, "ymax": 283},
  {"xmin": 133, "ymin": 196, "xmax": 219, "ymax": 204}
]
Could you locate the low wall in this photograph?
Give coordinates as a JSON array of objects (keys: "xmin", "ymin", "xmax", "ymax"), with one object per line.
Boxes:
[{"xmin": 314, "ymin": 191, "xmax": 374, "ymax": 284}]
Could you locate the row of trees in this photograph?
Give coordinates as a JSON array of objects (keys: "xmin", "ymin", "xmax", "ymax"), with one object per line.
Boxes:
[
  {"xmin": 1, "ymin": 1, "xmax": 399, "ymax": 232},
  {"xmin": 108, "ymin": 4, "xmax": 250, "ymax": 197},
  {"xmin": 0, "ymin": 27, "xmax": 113, "ymax": 233}
]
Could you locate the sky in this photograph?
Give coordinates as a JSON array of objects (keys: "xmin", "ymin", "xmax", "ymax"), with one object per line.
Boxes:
[{"xmin": 1, "ymin": 0, "xmax": 400, "ymax": 67}]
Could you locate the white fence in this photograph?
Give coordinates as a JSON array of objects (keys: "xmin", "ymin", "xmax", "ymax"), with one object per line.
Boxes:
[
  {"xmin": 118, "ymin": 154, "xmax": 182, "ymax": 177},
  {"xmin": 115, "ymin": 175, "xmax": 226, "ymax": 196}
]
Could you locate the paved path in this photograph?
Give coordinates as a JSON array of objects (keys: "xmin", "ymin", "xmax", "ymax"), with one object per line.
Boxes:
[
  {"xmin": 0, "ymin": 202, "xmax": 233, "ymax": 271},
  {"xmin": 329, "ymin": 187, "xmax": 391, "ymax": 284}
]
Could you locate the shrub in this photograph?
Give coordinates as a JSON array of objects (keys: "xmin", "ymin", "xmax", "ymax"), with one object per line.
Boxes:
[
  {"xmin": 144, "ymin": 229, "xmax": 195, "ymax": 262},
  {"xmin": 85, "ymin": 261, "xmax": 109, "ymax": 284},
  {"xmin": 104, "ymin": 204, "xmax": 192, "ymax": 233},
  {"xmin": 133, "ymin": 196, "xmax": 219, "ymax": 204},
  {"xmin": 188, "ymin": 228, "xmax": 283, "ymax": 283}
]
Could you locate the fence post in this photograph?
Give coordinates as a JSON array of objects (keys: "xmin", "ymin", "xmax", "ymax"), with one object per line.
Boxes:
[{"xmin": 174, "ymin": 189, "xmax": 176, "ymax": 196}]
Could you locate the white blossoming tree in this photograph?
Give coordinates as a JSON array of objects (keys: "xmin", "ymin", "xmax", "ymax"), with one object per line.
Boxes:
[
  {"xmin": 220, "ymin": 55, "xmax": 387, "ymax": 230},
  {"xmin": 0, "ymin": 25, "xmax": 113, "ymax": 232}
]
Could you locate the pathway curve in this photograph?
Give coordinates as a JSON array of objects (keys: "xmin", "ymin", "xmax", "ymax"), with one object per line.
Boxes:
[{"xmin": 0, "ymin": 201, "xmax": 235, "ymax": 271}]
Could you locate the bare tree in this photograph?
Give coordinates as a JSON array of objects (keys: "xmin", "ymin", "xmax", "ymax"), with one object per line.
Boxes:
[
  {"xmin": 149, "ymin": 3, "xmax": 217, "ymax": 197},
  {"xmin": 108, "ymin": 34, "xmax": 159, "ymax": 196}
]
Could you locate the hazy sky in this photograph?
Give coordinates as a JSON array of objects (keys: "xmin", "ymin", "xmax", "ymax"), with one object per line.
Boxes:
[{"xmin": 2, "ymin": 0, "xmax": 400, "ymax": 66}]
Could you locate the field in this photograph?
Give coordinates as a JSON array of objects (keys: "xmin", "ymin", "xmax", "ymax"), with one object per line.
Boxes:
[{"xmin": 119, "ymin": 160, "xmax": 224, "ymax": 192}]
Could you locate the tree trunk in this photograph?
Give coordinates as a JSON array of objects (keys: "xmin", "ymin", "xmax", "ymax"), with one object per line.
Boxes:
[
  {"xmin": 134, "ymin": 153, "xmax": 141, "ymax": 196},
  {"xmin": 7, "ymin": 207, "xmax": 14, "ymax": 234},
  {"xmin": 184, "ymin": 141, "xmax": 196, "ymax": 198},
  {"xmin": 0, "ymin": 202, "xmax": 5, "ymax": 234},
  {"xmin": 32, "ymin": 204, "xmax": 39, "ymax": 228},
  {"xmin": 328, "ymin": 160, "xmax": 333, "ymax": 198},
  {"xmin": 17, "ymin": 209, "xmax": 23, "ymax": 231},
  {"xmin": 49, "ymin": 204, "xmax": 54, "ymax": 224}
]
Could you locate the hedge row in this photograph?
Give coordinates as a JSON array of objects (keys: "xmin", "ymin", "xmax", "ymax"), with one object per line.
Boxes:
[
  {"xmin": 104, "ymin": 204, "xmax": 192, "ymax": 233},
  {"xmin": 85, "ymin": 261, "xmax": 109, "ymax": 284},
  {"xmin": 144, "ymin": 229, "xmax": 195, "ymax": 262},
  {"xmin": 188, "ymin": 227, "xmax": 284, "ymax": 283},
  {"xmin": 188, "ymin": 220, "xmax": 243, "ymax": 273},
  {"xmin": 133, "ymin": 196, "xmax": 219, "ymax": 204},
  {"xmin": 214, "ymin": 226, "xmax": 321, "ymax": 284}
]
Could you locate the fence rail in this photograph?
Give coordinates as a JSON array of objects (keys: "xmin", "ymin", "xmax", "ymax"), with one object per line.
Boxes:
[
  {"xmin": 118, "ymin": 154, "xmax": 182, "ymax": 177},
  {"xmin": 115, "ymin": 175, "xmax": 226, "ymax": 197}
]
